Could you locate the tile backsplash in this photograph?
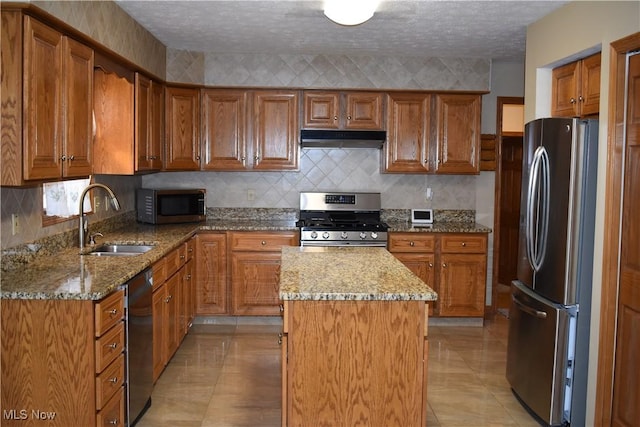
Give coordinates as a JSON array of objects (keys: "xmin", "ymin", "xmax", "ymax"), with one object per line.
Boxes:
[{"xmin": 142, "ymin": 149, "xmax": 475, "ymax": 209}]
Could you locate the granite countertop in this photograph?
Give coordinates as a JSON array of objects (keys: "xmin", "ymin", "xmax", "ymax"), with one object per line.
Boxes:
[
  {"xmin": 386, "ymin": 221, "xmax": 492, "ymax": 233},
  {"xmin": 1, "ymin": 219, "xmax": 298, "ymax": 301},
  {"xmin": 279, "ymin": 246, "xmax": 438, "ymax": 302}
]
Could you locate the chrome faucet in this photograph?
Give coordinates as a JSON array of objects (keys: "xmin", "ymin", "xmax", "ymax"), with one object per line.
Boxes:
[{"xmin": 78, "ymin": 183, "xmax": 121, "ymax": 249}]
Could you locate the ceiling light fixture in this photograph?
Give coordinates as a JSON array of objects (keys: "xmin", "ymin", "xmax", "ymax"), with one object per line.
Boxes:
[{"xmin": 324, "ymin": 0, "xmax": 380, "ymax": 26}]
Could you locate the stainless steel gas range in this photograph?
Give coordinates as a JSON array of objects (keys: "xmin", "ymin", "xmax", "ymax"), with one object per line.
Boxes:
[{"xmin": 295, "ymin": 192, "xmax": 388, "ymax": 247}]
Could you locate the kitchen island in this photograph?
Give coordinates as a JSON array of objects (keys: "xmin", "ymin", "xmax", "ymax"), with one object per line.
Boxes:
[{"xmin": 279, "ymin": 246, "xmax": 437, "ymax": 427}]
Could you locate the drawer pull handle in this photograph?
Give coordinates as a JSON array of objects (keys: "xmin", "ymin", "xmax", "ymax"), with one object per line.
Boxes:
[
  {"xmin": 278, "ymin": 333, "xmax": 283, "ymax": 345},
  {"xmin": 109, "ymin": 376, "xmax": 118, "ymax": 384},
  {"xmin": 106, "ymin": 342, "xmax": 118, "ymax": 350},
  {"xmin": 180, "ymin": 254, "xmax": 185, "ymax": 260},
  {"xmin": 442, "ymin": 263, "xmax": 447, "ymax": 268},
  {"xmin": 107, "ymin": 308, "xmax": 118, "ymax": 316},
  {"xmin": 461, "ymin": 242, "xmax": 466, "ymax": 247},
  {"xmin": 108, "ymin": 419, "xmax": 118, "ymax": 425},
  {"xmin": 428, "ymin": 263, "xmax": 433, "ymax": 268},
  {"xmin": 261, "ymin": 241, "xmax": 267, "ymax": 245},
  {"xmin": 279, "ymin": 304, "xmax": 284, "ymax": 313},
  {"xmin": 410, "ymin": 241, "xmax": 415, "ymax": 246},
  {"xmin": 165, "ymin": 295, "xmax": 172, "ymax": 303}
]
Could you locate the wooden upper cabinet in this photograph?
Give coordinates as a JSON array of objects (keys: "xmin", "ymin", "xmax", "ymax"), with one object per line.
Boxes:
[
  {"xmin": 62, "ymin": 37, "xmax": 93, "ymax": 177},
  {"xmin": 135, "ymin": 75, "xmax": 164, "ymax": 172},
  {"xmin": 252, "ymin": 90, "xmax": 299, "ymax": 171},
  {"xmin": 201, "ymin": 89, "xmax": 247, "ymax": 170},
  {"xmin": 302, "ymin": 91, "xmax": 384, "ymax": 130},
  {"xmin": 148, "ymin": 79, "xmax": 165, "ymax": 170},
  {"xmin": 551, "ymin": 52, "xmax": 601, "ymax": 118},
  {"xmin": 384, "ymin": 92, "xmax": 431, "ymax": 173},
  {"xmin": 434, "ymin": 94, "xmax": 481, "ymax": 174},
  {"xmin": 1, "ymin": 14, "xmax": 94, "ymax": 185},
  {"xmin": 165, "ymin": 86, "xmax": 201, "ymax": 170}
]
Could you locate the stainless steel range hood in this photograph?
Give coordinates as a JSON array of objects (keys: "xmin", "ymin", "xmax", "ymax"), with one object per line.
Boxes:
[{"xmin": 300, "ymin": 129, "xmax": 386, "ymax": 149}]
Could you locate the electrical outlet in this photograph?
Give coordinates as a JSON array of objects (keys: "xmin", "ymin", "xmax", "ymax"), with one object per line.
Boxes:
[
  {"xmin": 11, "ymin": 213, "xmax": 19, "ymax": 235},
  {"xmin": 425, "ymin": 187, "xmax": 433, "ymax": 201},
  {"xmin": 247, "ymin": 189, "xmax": 256, "ymax": 201},
  {"xmin": 94, "ymin": 196, "xmax": 102, "ymax": 212}
]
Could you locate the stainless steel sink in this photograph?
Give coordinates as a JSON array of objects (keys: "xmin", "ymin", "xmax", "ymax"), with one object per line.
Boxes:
[{"xmin": 87, "ymin": 244, "xmax": 155, "ymax": 256}]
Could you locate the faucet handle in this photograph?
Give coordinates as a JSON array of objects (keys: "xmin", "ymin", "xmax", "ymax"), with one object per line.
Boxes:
[{"xmin": 88, "ymin": 232, "xmax": 104, "ymax": 246}]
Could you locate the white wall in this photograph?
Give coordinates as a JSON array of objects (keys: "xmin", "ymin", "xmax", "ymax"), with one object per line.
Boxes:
[{"xmin": 525, "ymin": 1, "xmax": 640, "ymax": 424}]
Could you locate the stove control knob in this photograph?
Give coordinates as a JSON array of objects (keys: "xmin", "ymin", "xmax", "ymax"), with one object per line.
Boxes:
[
  {"xmin": 310, "ymin": 231, "xmax": 318, "ymax": 239},
  {"xmin": 340, "ymin": 231, "xmax": 349, "ymax": 240},
  {"xmin": 371, "ymin": 232, "xmax": 378, "ymax": 239},
  {"xmin": 359, "ymin": 232, "xmax": 367, "ymax": 240},
  {"xmin": 322, "ymin": 232, "xmax": 330, "ymax": 240}
]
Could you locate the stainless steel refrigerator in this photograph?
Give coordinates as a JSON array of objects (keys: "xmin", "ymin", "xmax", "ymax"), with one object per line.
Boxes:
[{"xmin": 506, "ymin": 117, "xmax": 598, "ymax": 426}]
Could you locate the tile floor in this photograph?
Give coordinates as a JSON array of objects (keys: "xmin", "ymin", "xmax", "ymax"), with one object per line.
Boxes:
[{"xmin": 136, "ymin": 315, "xmax": 542, "ymax": 427}]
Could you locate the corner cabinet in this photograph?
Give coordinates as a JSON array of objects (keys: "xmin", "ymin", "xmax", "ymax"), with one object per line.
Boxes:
[
  {"xmin": 383, "ymin": 92, "xmax": 481, "ymax": 175},
  {"xmin": 1, "ymin": 12, "xmax": 94, "ymax": 185},
  {"xmin": 229, "ymin": 231, "xmax": 298, "ymax": 315},
  {"xmin": 1, "ymin": 290, "xmax": 126, "ymax": 427},
  {"xmin": 165, "ymin": 86, "xmax": 201, "ymax": 170},
  {"xmin": 302, "ymin": 91, "xmax": 384, "ymax": 130},
  {"xmin": 551, "ymin": 52, "xmax": 600, "ymax": 118},
  {"xmin": 389, "ymin": 232, "xmax": 488, "ymax": 317}
]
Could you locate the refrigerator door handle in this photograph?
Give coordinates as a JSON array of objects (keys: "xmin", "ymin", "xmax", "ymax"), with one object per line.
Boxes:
[
  {"xmin": 526, "ymin": 146, "xmax": 550, "ymax": 272},
  {"xmin": 512, "ymin": 294, "xmax": 548, "ymax": 319}
]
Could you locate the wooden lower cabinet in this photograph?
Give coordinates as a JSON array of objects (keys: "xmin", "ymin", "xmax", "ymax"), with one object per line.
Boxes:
[
  {"xmin": 195, "ymin": 231, "xmax": 297, "ymax": 316},
  {"xmin": 195, "ymin": 233, "xmax": 228, "ymax": 314},
  {"xmin": 281, "ymin": 300, "xmax": 429, "ymax": 427},
  {"xmin": 152, "ymin": 242, "xmax": 190, "ymax": 382},
  {"xmin": 389, "ymin": 232, "xmax": 488, "ymax": 317},
  {"xmin": 229, "ymin": 231, "xmax": 298, "ymax": 315},
  {"xmin": 1, "ymin": 290, "xmax": 126, "ymax": 426}
]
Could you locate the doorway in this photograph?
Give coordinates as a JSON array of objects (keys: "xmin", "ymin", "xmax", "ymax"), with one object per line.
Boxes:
[
  {"xmin": 492, "ymin": 97, "xmax": 524, "ymax": 317},
  {"xmin": 595, "ymin": 33, "xmax": 640, "ymax": 426}
]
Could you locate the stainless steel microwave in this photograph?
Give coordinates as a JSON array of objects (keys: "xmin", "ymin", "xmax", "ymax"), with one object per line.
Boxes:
[{"xmin": 136, "ymin": 189, "xmax": 206, "ymax": 224}]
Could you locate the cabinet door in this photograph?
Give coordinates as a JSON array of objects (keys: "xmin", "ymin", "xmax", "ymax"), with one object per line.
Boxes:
[
  {"xmin": 23, "ymin": 16, "xmax": 63, "ymax": 180},
  {"xmin": 164, "ymin": 273, "xmax": 181, "ymax": 361},
  {"xmin": 195, "ymin": 233, "xmax": 228, "ymax": 315},
  {"xmin": 580, "ymin": 53, "xmax": 601, "ymax": 116},
  {"xmin": 394, "ymin": 252, "xmax": 437, "ymax": 315},
  {"xmin": 62, "ymin": 37, "xmax": 93, "ymax": 177},
  {"xmin": 551, "ymin": 61, "xmax": 580, "ymax": 117},
  {"xmin": 252, "ymin": 90, "xmax": 299, "ymax": 171},
  {"xmin": 302, "ymin": 92, "xmax": 340, "ymax": 129},
  {"xmin": 384, "ymin": 93, "xmax": 431, "ymax": 173},
  {"xmin": 149, "ymin": 80, "xmax": 164, "ymax": 170},
  {"xmin": 344, "ymin": 92, "xmax": 383, "ymax": 130},
  {"xmin": 231, "ymin": 251, "xmax": 282, "ymax": 315},
  {"xmin": 439, "ymin": 253, "xmax": 486, "ymax": 316},
  {"xmin": 152, "ymin": 287, "xmax": 166, "ymax": 382},
  {"xmin": 434, "ymin": 94, "xmax": 480, "ymax": 174},
  {"xmin": 202, "ymin": 89, "xmax": 247, "ymax": 170},
  {"xmin": 135, "ymin": 73, "xmax": 152, "ymax": 171},
  {"xmin": 165, "ymin": 86, "xmax": 200, "ymax": 170}
]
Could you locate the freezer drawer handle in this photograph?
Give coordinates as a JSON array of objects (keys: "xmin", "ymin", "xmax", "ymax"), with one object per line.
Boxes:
[{"xmin": 512, "ymin": 295, "xmax": 548, "ymax": 319}]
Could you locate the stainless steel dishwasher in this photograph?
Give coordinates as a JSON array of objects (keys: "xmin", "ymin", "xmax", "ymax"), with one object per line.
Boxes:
[{"xmin": 126, "ymin": 269, "xmax": 153, "ymax": 426}]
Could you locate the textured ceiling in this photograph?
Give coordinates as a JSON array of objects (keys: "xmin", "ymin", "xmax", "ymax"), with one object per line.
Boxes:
[{"xmin": 115, "ymin": 0, "xmax": 568, "ymax": 61}]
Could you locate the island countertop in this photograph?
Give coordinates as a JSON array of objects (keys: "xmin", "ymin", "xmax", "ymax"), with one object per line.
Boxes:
[{"xmin": 279, "ymin": 246, "xmax": 438, "ymax": 301}]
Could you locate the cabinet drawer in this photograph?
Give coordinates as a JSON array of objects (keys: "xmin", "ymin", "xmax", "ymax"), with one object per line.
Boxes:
[
  {"xmin": 388, "ymin": 234, "xmax": 436, "ymax": 252},
  {"xmin": 95, "ymin": 290, "xmax": 125, "ymax": 336},
  {"xmin": 95, "ymin": 321, "xmax": 125, "ymax": 373},
  {"xmin": 440, "ymin": 234, "xmax": 487, "ymax": 253},
  {"xmin": 229, "ymin": 232, "xmax": 297, "ymax": 252},
  {"xmin": 96, "ymin": 354, "xmax": 125, "ymax": 410},
  {"xmin": 96, "ymin": 387, "xmax": 125, "ymax": 427}
]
